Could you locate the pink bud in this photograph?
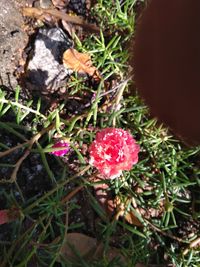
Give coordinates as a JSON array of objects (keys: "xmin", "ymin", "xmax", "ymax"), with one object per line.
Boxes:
[{"xmin": 50, "ymin": 140, "xmax": 70, "ymax": 157}]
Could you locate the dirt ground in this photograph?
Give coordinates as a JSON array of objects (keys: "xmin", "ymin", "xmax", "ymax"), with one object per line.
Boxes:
[{"xmin": 0, "ymin": 0, "xmax": 27, "ymax": 89}]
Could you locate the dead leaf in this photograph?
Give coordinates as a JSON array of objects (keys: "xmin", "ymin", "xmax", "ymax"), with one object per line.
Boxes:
[
  {"xmin": 124, "ymin": 211, "xmax": 143, "ymax": 227},
  {"xmin": 59, "ymin": 232, "xmax": 125, "ymax": 264},
  {"xmin": 0, "ymin": 210, "xmax": 9, "ymax": 225},
  {"xmin": 114, "ymin": 196, "xmax": 143, "ymax": 227},
  {"xmin": 105, "ymin": 247, "xmax": 126, "ymax": 263},
  {"xmin": 63, "ymin": 48, "xmax": 101, "ymax": 80},
  {"xmin": 0, "ymin": 208, "xmax": 21, "ymax": 225},
  {"xmin": 60, "ymin": 233, "xmax": 97, "ymax": 260}
]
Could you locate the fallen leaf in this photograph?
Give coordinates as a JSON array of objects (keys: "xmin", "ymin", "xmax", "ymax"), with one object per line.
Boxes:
[
  {"xmin": 124, "ymin": 211, "xmax": 143, "ymax": 227},
  {"xmin": 59, "ymin": 232, "xmax": 125, "ymax": 264},
  {"xmin": 60, "ymin": 233, "xmax": 97, "ymax": 261},
  {"xmin": 114, "ymin": 196, "xmax": 143, "ymax": 227},
  {"xmin": 63, "ymin": 48, "xmax": 101, "ymax": 80},
  {"xmin": 0, "ymin": 210, "xmax": 9, "ymax": 225}
]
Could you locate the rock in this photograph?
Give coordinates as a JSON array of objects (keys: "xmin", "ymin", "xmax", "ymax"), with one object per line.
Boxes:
[
  {"xmin": 23, "ymin": 27, "xmax": 73, "ymax": 96},
  {"xmin": 0, "ymin": 0, "xmax": 27, "ymax": 89}
]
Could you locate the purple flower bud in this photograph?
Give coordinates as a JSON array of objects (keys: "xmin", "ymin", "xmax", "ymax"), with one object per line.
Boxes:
[{"xmin": 50, "ymin": 140, "xmax": 70, "ymax": 157}]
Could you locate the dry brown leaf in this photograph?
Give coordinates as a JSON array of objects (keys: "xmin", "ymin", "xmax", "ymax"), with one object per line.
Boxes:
[
  {"xmin": 124, "ymin": 211, "xmax": 143, "ymax": 227},
  {"xmin": 59, "ymin": 232, "xmax": 125, "ymax": 264},
  {"xmin": 0, "ymin": 208, "xmax": 21, "ymax": 225},
  {"xmin": 114, "ymin": 196, "xmax": 143, "ymax": 227},
  {"xmin": 63, "ymin": 48, "xmax": 101, "ymax": 80},
  {"xmin": 60, "ymin": 233, "xmax": 97, "ymax": 261}
]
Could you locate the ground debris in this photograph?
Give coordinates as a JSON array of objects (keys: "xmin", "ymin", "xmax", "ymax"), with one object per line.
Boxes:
[
  {"xmin": 21, "ymin": 27, "xmax": 73, "ymax": 96},
  {"xmin": 21, "ymin": 7, "xmax": 99, "ymax": 32},
  {"xmin": 59, "ymin": 232, "xmax": 126, "ymax": 264},
  {"xmin": 0, "ymin": 0, "xmax": 28, "ymax": 89},
  {"xmin": 63, "ymin": 48, "xmax": 101, "ymax": 80}
]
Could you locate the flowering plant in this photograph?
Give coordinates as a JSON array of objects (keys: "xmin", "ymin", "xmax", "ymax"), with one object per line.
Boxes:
[{"xmin": 89, "ymin": 128, "xmax": 140, "ymax": 178}]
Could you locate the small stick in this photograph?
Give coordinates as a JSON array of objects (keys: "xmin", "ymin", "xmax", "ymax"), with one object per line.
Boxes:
[
  {"xmin": 0, "ymin": 124, "xmax": 55, "ymax": 183},
  {"xmin": 0, "ymin": 141, "xmax": 29, "ymax": 158},
  {"xmin": 146, "ymin": 219, "xmax": 188, "ymax": 244},
  {"xmin": 10, "ymin": 150, "xmax": 30, "ymax": 183},
  {"xmin": 61, "ymin": 185, "xmax": 83, "ymax": 204},
  {"xmin": 112, "ymin": 77, "xmax": 131, "ymax": 127},
  {"xmin": 99, "ymin": 76, "xmax": 132, "ymax": 98},
  {"xmin": 61, "ymin": 173, "xmax": 97, "ymax": 203},
  {"xmin": 22, "ymin": 7, "xmax": 100, "ymax": 33},
  {"xmin": 183, "ymin": 236, "xmax": 200, "ymax": 256}
]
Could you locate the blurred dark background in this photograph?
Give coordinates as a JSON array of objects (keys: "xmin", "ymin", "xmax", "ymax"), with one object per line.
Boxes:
[{"xmin": 133, "ymin": 0, "xmax": 200, "ymax": 145}]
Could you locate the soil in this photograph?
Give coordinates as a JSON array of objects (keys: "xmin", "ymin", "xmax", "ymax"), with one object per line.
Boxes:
[
  {"xmin": 0, "ymin": 0, "xmax": 96, "ymax": 255},
  {"xmin": 0, "ymin": 0, "xmax": 28, "ymax": 89}
]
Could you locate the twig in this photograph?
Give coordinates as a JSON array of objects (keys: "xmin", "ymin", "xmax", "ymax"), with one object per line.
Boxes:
[
  {"xmin": 0, "ymin": 98, "xmax": 47, "ymax": 119},
  {"xmin": 112, "ymin": 77, "xmax": 131, "ymax": 127},
  {"xmin": 61, "ymin": 172, "xmax": 97, "ymax": 203},
  {"xmin": 146, "ymin": 219, "xmax": 188, "ymax": 244},
  {"xmin": 22, "ymin": 7, "xmax": 100, "ymax": 33},
  {"xmin": 0, "ymin": 141, "xmax": 29, "ymax": 158},
  {"xmin": 61, "ymin": 185, "xmax": 83, "ymax": 204},
  {"xmin": 10, "ymin": 150, "xmax": 30, "ymax": 183},
  {"xmin": 183, "ymin": 236, "xmax": 200, "ymax": 256},
  {"xmin": 0, "ymin": 124, "xmax": 55, "ymax": 183},
  {"xmin": 99, "ymin": 76, "xmax": 132, "ymax": 98}
]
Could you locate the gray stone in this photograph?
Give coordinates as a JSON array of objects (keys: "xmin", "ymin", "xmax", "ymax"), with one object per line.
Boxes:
[{"xmin": 24, "ymin": 27, "xmax": 73, "ymax": 95}]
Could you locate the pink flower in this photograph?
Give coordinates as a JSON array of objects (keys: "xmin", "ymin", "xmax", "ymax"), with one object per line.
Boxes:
[
  {"xmin": 50, "ymin": 140, "xmax": 70, "ymax": 157},
  {"xmin": 89, "ymin": 128, "xmax": 140, "ymax": 178}
]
